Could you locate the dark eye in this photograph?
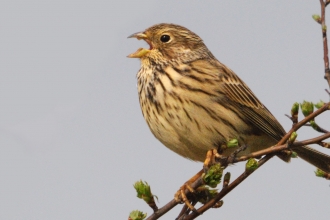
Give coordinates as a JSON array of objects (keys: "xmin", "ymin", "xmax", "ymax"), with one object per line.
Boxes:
[{"xmin": 160, "ymin": 35, "xmax": 171, "ymax": 43}]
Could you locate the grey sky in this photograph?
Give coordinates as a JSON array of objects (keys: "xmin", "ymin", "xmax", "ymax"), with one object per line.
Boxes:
[{"xmin": 0, "ymin": 1, "xmax": 329, "ymax": 219}]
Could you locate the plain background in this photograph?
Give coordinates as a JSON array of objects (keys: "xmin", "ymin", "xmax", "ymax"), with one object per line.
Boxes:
[{"xmin": 1, "ymin": 0, "xmax": 329, "ymax": 219}]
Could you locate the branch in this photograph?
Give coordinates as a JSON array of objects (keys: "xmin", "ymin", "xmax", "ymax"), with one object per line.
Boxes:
[
  {"xmin": 320, "ymin": 0, "xmax": 330, "ymax": 87},
  {"xmin": 232, "ymin": 131, "xmax": 330, "ymax": 163},
  {"xmin": 304, "ymin": 122, "xmax": 330, "ymax": 133},
  {"xmin": 184, "ymin": 155, "xmax": 273, "ymax": 220},
  {"xmin": 326, "ymin": 0, "xmax": 330, "ymax": 7},
  {"xmin": 279, "ymin": 102, "xmax": 330, "ymax": 145},
  {"xmin": 146, "ymin": 178, "xmax": 204, "ymax": 220},
  {"xmin": 292, "ymin": 132, "xmax": 330, "ymax": 147},
  {"xmin": 318, "ymin": 141, "xmax": 330, "ymax": 148}
]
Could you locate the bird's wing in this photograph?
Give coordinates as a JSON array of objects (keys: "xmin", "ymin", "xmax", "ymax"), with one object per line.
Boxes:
[{"xmin": 217, "ymin": 62, "xmax": 286, "ymax": 141}]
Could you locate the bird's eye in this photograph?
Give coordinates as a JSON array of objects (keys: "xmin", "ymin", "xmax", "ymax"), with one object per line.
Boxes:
[{"xmin": 160, "ymin": 35, "xmax": 171, "ymax": 43}]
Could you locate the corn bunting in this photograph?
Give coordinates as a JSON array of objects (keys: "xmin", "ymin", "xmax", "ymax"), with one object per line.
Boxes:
[{"xmin": 128, "ymin": 23, "xmax": 330, "ymax": 173}]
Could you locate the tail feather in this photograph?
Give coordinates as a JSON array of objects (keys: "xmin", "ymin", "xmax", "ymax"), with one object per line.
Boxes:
[{"xmin": 293, "ymin": 146, "xmax": 330, "ymax": 173}]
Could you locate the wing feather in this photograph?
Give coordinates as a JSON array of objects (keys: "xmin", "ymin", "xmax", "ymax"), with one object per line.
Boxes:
[{"xmin": 218, "ymin": 62, "xmax": 286, "ymax": 141}]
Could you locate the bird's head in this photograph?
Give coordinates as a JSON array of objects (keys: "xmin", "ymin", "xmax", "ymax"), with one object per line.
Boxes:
[{"xmin": 127, "ymin": 23, "xmax": 207, "ymax": 62}]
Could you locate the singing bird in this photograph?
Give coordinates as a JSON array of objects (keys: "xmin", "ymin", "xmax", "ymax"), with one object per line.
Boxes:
[{"xmin": 128, "ymin": 23, "xmax": 330, "ymax": 173}]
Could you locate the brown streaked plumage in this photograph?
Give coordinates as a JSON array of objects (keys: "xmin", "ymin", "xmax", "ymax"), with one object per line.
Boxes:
[{"xmin": 128, "ymin": 23, "xmax": 330, "ymax": 172}]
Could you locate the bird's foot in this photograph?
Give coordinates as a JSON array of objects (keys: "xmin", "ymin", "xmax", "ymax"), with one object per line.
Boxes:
[
  {"xmin": 174, "ymin": 169, "xmax": 203, "ymax": 213},
  {"xmin": 175, "ymin": 149, "xmax": 224, "ymax": 212}
]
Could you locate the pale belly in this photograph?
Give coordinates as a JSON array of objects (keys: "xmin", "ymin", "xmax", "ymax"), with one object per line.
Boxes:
[{"xmin": 137, "ymin": 65, "xmax": 276, "ymax": 162}]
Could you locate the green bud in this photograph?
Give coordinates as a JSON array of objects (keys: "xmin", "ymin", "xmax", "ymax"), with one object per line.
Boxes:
[
  {"xmin": 315, "ymin": 169, "xmax": 326, "ymax": 178},
  {"xmin": 323, "ymin": 25, "xmax": 327, "ymax": 31},
  {"xmin": 245, "ymin": 158, "xmax": 258, "ymax": 173},
  {"xmin": 202, "ymin": 163, "xmax": 223, "ymax": 188},
  {"xmin": 224, "ymin": 172, "xmax": 231, "ymax": 183},
  {"xmin": 312, "ymin": 14, "xmax": 321, "ymax": 21},
  {"xmin": 291, "ymin": 102, "xmax": 299, "ymax": 115},
  {"xmin": 227, "ymin": 138, "xmax": 239, "ymax": 148},
  {"xmin": 300, "ymin": 101, "xmax": 314, "ymax": 117},
  {"xmin": 133, "ymin": 180, "xmax": 154, "ymax": 204},
  {"xmin": 288, "ymin": 131, "xmax": 298, "ymax": 144},
  {"xmin": 309, "ymin": 120, "xmax": 318, "ymax": 130},
  {"xmin": 129, "ymin": 210, "xmax": 147, "ymax": 220},
  {"xmin": 291, "ymin": 151, "xmax": 298, "ymax": 158},
  {"xmin": 314, "ymin": 100, "xmax": 325, "ymax": 109},
  {"xmin": 213, "ymin": 200, "xmax": 224, "ymax": 208}
]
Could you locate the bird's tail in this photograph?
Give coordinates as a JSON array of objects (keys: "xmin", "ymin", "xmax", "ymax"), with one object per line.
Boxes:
[{"xmin": 292, "ymin": 145, "xmax": 330, "ymax": 173}]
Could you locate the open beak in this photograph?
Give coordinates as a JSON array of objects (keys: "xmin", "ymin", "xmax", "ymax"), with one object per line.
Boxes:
[
  {"xmin": 127, "ymin": 32, "xmax": 151, "ymax": 58},
  {"xmin": 127, "ymin": 32, "xmax": 148, "ymax": 40}
]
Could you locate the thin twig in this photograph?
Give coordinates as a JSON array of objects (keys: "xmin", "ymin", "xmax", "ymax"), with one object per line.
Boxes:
[
  {"xmin": 292, "ymin": 132, "xmax": 330, "ymax": 147},
  {"xmin": 279, "ymin": 102, "xmax": 330, "ymax": 145},
  {"xmin": 234, "ymin": 144, "xmax": 288, "ymax": 162},
  {"xmin": 324, "ymin": 171, "xmax": 330, "ymax": 179},
  {"xmin": 175, "ymin": 204, "xmax": 189, "ymax": 220},
  {"xmin": 304, "ymin": 122, "xmax": 329, "ymax": 133},
  {"xmin": 326, "ymin": 88, "xmax": 330, "ymax": 95},
  {"xmin": 234, "ymin": 132, "xmax": 330, "ymax": 162},
  {"xmin": 146, "ymin": 200, "xmax": 177, "ymax": 220},
  {"xmin": 326, "ymin": 0, "xmax": 330, "ymax": 8},
  {"xmin": 318, "ymin": 141, "xmax": 330, "ymax": 148},
  {"xmin": 320, "ymin": 0, "xmax": 330, "ymax": 87},
  {"xmin": 285, "ymin": 114, "xmax": 297, "ymax": 124},
  {"xmin": 310, "ymin": 123, "xmax": 329, "ymax": 133}
]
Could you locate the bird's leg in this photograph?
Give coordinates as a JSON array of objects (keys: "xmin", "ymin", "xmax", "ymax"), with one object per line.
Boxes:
[
  {"xmin": 175, "ymin": 149, "xmax": 221, "ymax": 212},
  {"xmin": 203, "ymin": 149, "xmax": 222, "ymax": 171}
]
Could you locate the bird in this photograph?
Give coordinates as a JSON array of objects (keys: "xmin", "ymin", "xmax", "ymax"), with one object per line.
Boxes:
[{"xmin": 127, "ymin": 23, "xmax": 330, "ymax": 174}]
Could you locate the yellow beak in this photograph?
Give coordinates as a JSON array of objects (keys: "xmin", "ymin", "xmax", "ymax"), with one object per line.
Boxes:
[
  {"xmin": 127, "ymin": 32, "xmax": 151, "ymax": 58},
  {"xmin": 127, "ymin": 48, "xmax": 151, "ymax": 58}
]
